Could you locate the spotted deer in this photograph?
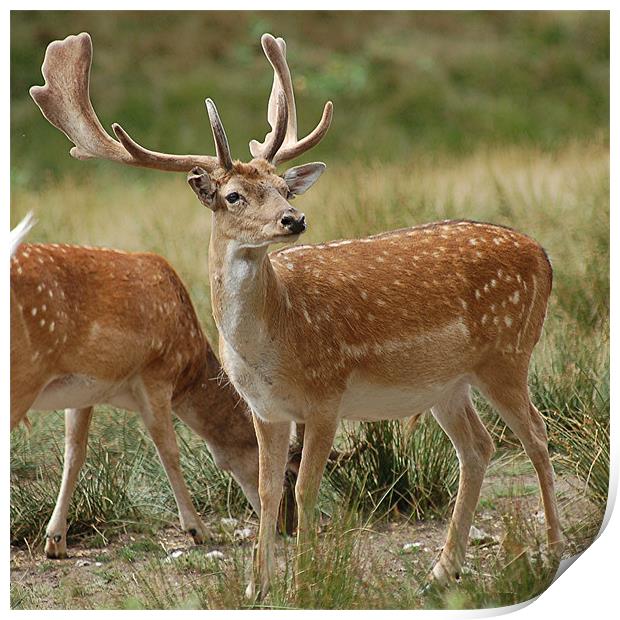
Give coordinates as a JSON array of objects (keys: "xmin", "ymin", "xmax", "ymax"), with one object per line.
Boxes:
[
  {"xmin": 30, "ymin": 31, "xmax": 562, "ymax": 596},
  {"xmin": 10, "ymin": 220, "xmax": 265, "ymax": 557}
]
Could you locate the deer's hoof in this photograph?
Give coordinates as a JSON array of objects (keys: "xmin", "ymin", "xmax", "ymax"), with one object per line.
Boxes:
[
  {"xmin": 186, "ymin": 524, "xmax": 208, "ymax": 545},
  {"xmin": 45, "ymin": 533, "xmax": 68, "ymax": 559}
]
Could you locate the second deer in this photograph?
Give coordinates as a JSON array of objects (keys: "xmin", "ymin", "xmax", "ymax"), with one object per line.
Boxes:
[{"xmin": 11, "ymin": 222, "xmax": 267, "ymax": 558}]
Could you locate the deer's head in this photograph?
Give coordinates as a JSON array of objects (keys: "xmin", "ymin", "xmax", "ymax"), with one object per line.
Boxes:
[{"xmin": 186, "ymin": 34, "xmax": 330, "ymax": 249}]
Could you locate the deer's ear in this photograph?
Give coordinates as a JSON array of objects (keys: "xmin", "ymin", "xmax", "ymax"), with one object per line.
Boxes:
[
  {"xmin": 187, "ymin": 167, "xmax": 217, "ymax": 210},
  {"xmin": 282, "ymin": 162, "xmax": 326, "ymax": 196}
]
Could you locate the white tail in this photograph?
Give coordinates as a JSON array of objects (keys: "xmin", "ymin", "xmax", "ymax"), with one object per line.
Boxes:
[{"xmin": 10, "ymin": 212, "xmax": 36, "ymax": 258}]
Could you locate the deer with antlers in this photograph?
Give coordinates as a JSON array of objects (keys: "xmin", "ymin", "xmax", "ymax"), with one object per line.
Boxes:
[{"xmin": 30, "ymin": 32, "xmax": 562, "ymax": 597}]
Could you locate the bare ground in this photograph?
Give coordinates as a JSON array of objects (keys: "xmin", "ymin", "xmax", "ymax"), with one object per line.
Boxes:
[{"xmin": 10, "ymin": 460, "xmax": 600, "ymax": 610}]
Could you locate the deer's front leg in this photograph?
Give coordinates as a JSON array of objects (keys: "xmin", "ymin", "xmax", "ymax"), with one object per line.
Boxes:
[
  {"xmin": 138, "ymin": 382, "xmax": 208, "ymax": 544},
  {"xmin": 294, "ymin": 416, "xmax": 339, "ymax": 596},
  {"xmin": 246, "ymin": 414, "xmax": 291, "ymax": 601},
  {"xmin": 45, "ymin": 406, "xmax": 94, "ymax": 558}
]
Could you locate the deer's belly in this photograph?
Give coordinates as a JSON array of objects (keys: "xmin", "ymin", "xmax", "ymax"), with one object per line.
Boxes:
[
  {"xmin": 32, "ymin": 374, "xmax": 139, "ymax": 412},
  {"xmin": 339, "ymin": 374, "xmax": 463, "ymax": 421}
]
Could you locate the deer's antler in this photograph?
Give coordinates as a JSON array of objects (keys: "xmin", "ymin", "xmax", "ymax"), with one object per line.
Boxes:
[
  {"xmin": 30, "ymin": 32, "xmax": 223, "ymax": 173},
  {"xmin": 250, "ymin": 34, "xmax": 333, "ymax": 166}
]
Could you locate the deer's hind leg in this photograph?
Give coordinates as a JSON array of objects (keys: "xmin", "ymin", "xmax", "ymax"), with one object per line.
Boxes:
[
  {"xmin": 430, "ymin": 382, "xmax": 495, "ymax": 583},
  {"xmin": 474, "ymin": 359, "xmax": 563, "ymax": 558}
]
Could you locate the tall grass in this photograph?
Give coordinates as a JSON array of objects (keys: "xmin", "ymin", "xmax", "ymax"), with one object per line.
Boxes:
[
  {"xmin": 10, "ymin": 410, "xmax": 252, "ymax": 549},
  {"xmin": 326, "ymin": 416, "xmax": 459, "ymax": 520},
  {"xmin": 10, "ymin": 141, "xmax": 609, "ymax": 607}
]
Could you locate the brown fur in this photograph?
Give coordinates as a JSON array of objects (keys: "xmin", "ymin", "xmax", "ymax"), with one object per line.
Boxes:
[
  {"xmin": 264, "ymin": 219, "xmax": 553, "ymax": 396},
  {"xmin": 198, "ymin": 163, "xmax": 562, "ymax": 598},
  {"xmin": 10, "ymin": 243, "xmax": 260, "ymax": 557}
]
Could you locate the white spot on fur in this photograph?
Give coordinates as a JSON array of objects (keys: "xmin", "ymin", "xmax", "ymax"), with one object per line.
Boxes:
[
  {"xmin": 31, "ymin": 307, "xmax": 37, "ymax": 316},
  {"xmin": 49, "ymin": 321, "xmax": 55, "ymax": 332},
  {"xmin": 504, "ymin": 316, "xmax": 513, "ymax": 327},
  {"xmin": 510, "ymin": 291, "xmax": 520, "ymax": 304}
]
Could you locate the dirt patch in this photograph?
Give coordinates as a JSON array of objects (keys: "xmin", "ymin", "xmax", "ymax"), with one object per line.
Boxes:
[{"xmin": 11, "ymin": 460, "xmax": 599, "ymax": 610}]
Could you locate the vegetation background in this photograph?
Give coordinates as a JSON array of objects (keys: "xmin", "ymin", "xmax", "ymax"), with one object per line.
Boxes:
[{"xmin": 10, "ymin": 10, "xmax": 609, "ymax": 610}]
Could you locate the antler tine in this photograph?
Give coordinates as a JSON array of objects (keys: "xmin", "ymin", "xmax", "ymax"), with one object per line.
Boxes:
[
  {"xmin": 30, "ymin": 32, "xmax": 219, "ymax": 173},
  {"xmin": 258, "ymin": 91, "xmax": 289, "ymax": 164},
  {"xmin": 205, "ymin": 99, "xmax": 233, "ymax": 171},
  {"xmin": 249, "ymin": 33, "xmax": 333, "ymax": 166}
]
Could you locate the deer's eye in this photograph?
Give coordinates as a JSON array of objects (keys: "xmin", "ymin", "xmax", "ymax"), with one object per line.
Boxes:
[{"xmin": 225, "ymin": 192, "xmax": 240, "ymax": 204}]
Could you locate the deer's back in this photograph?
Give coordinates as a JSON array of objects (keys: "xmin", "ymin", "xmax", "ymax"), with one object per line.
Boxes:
[
  {"xmin": 269, "ymin": 220, "xmax": 552, "ymax": 392},
  {"xmin": 11, "ymin": 244, "xmax": 208, "ymax": 395}
]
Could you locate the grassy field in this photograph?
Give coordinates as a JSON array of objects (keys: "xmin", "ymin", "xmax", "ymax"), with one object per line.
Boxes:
[
  {"xmin": 10, "ymin": 140, "xmax": 609, "ymax": 609},
  {"xmin": 10, "ymin": 8, "xmax": 609, "ymax": 611}
]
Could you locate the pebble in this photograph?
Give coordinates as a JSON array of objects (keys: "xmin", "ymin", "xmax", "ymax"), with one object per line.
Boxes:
[
  {"xmin": 469, "ymin": 525, "xmax": 496, "ymax": 546},
  {"xmin": 75, "ymin": 559, "xmax": 91, "ymax": 567},
  {"xmin": 206, "ymin": 550, "xmax": 225, "ymax": 561},
  {"xmin": 220, "ymin": 518, "xmax": 239, "ymax": 529},
  {"xmin": 234, "ymin": 528, "xmax": 253, "ymax": 541},
  {"xmin": 170, "ymin": 550, "xmax": 184, "ymax": 559},
  {"xmin": 402, "ymin": 542, "xmax": 423, "ymax": 553}
]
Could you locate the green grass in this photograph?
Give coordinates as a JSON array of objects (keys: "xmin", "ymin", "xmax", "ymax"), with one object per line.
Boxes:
[
  {"xmin": 10, "ymin": 110, "xmax": 608, "ymax": 609},
  {"xmin": 326, "ymin": 416, "xmax": 460, "ymax": 520},
  {"xmin": 11, "ymin": 11, "xmax": 609, "ymax": 185}
]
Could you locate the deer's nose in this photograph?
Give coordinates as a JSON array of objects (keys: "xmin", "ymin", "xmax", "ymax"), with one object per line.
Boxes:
[{"xmin": 281, "ymin": 213, "xmax": 306, "ymax": 234}]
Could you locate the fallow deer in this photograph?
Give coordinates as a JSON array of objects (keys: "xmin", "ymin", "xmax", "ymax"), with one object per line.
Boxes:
[
  {"xmin": 10, "ymin": 219, "xmax": 264, "ymax": 557},
  {"xmin": 29, "ymin": 32, "xmax": 562, "ymax": 597}
]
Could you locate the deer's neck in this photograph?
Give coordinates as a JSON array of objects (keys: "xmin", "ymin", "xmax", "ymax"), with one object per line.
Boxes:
[{"xmin": 209, "ymin": 231, "xmax": 285, "ymax": 358}]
